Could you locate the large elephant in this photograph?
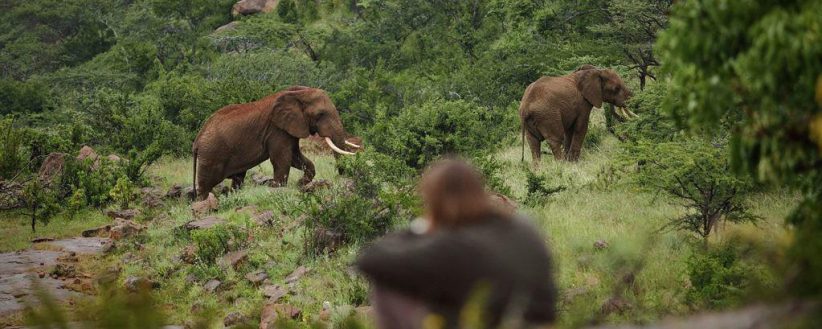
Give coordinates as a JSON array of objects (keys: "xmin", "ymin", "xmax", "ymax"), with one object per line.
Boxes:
[
  {"xmin": 192, "ymin": 86, "xmax": 360, "ymax": 199},
  {"xmin": 519, "ymin": 66, "xmax": 635, "ymax": 163}
]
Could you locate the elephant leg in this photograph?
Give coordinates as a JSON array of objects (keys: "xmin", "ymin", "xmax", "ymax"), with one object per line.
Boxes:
[
  {"xmin": 270, "ymin": 149, "xmax": 294, "ymax": 188},
  {"xmin": 546, "ymin": 137, "xmax": 564, "ymax": 161},
  {"xmin": 230, "ymin": 171, "xmax": 246, "ymax": 190},
  {"xmin": 526, "ymin": 132, "xmax": 542, "ymax": 165},
  {"xmin": 291, "ymin": 147, "xmax": 315, "ymax": 186},
  {"xmin": 196, "ymin": 161, "xmax": 224, "ymax": 201},
  {"xmin": 567, "ymin": 116, "xmax": 590, "ymax": 162}
]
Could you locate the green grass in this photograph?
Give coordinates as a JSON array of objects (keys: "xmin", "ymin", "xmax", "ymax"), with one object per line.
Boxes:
[
  {"xmin": 0, "ymin": 209, "xmax": 112, "ymax": 252},
  {"xmin": 1, "ymin": 127, "xmax": 798, "ymax": 327}
]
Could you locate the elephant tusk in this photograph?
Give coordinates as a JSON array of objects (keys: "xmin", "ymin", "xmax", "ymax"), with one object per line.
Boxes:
[
  {"xmin": 345, "ymin": 140, "xmax": 362, "ymax": 149},
  {"xmin": 625, "ymin": 108, "xmax": 639, "ymax": 118},
  {"xmin": 325, "ymin": 137, "xmax": 355, "ymax": 155},
  {"xmin": 615, "ymin": 107, "xmax": 629, "ymax": 119}
]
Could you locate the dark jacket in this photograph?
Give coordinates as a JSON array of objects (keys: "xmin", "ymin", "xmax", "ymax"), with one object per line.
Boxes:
[{"xmin": 355, "ymin": 216, "xmax": 557, "ymax": 328}]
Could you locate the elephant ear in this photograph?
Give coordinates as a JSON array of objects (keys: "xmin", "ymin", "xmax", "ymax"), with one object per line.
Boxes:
[
  {"xmin": 271, "ymin": 91, "xmax": 310, "ymax": 138},
  {"xmin": 577, "ymin": 69, "xmax": 603, "ymax": 108}
]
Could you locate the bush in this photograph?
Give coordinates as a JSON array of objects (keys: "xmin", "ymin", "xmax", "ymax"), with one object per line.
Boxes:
[
  {"xmin": 471, "ymin": 155, "xmax": 512, "ymax": 197},
  {"xmin": 686, "ymin": 239, "xmax": 776, "ymax": 309},
  {"xmin": 623, "ymin": 138, "xmax": 758, "ymax": 243},
  {"xmin": 191, "ymin": 224, "xmax": 249, "ymax": 264},
  {"xmin": 0, "ymin": 118, "xmax": 27, "ymax": 179},
  {"xmin": 59, "ymin": 157, "xmax": 127, "ymax": 208},
  {"xmin": 524, "ymin": 170, "xmax": 566, "ymax": 207},
  {"xmin": 368, "ymin": 99, "xmax": 513, "ymax": 169}
]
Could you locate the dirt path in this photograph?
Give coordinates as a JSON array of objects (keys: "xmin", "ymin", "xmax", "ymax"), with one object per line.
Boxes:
[{"xmin": 0, "ymin": 237, "xmax": 110, "ymax": 317}]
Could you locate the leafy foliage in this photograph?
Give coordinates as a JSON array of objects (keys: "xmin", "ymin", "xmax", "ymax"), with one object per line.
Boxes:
[{"xmin": 658, "ymin": 0, "xmax": 822, "ymax": 295}]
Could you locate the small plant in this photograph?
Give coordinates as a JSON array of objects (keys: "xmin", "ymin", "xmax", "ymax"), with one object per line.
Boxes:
[
  {"xmin": 524, "ymin": 170, "xmax": 566, "ymax": 207},
  {"xmin": 109, "ymin": 176, "xmax": 136, "ymax": 209},
  {"xmin": 21, "ymin": 178, "xmax": 60, "ymax": 232},
  {"xmin": 191, "ymin": 224, "xmax": 249, "ymax": 263},
  {"xmin": 66, "ymin": 188, "xmax": 86, "ymax": 219}
]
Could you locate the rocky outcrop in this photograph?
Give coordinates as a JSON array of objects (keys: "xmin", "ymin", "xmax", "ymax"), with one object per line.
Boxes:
[{"xmin": 231, "ymin": 0, "xmax": 279, "ymax": 17}]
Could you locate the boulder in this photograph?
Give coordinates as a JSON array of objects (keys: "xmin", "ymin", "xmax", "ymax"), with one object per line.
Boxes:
[
  {"xmin": 284, "ymin": 266, "xmax": 309, "ymax": 284},
  {"xmin": 260, "ymin": 303, "xmax": 301, "ymax": 329},
  {"xmin": 219, "ymin": 250, "xmax": 248, "ymax": 270},
  {"xmin": 109, "ymin": 219, "xmax": 144, "ymax": 240},
  {"xmin": 124, "ymin": 276, "xmax": 158, "ymax": 292},
  {"xmin": 141, "ymin": 187, "xmax": 164, "ymax": 209},
  {"xmin": 231, "ymin": 0, "xmax": 278, "ymax": 17},
  {"xmin": 245, "ymin": 270, "xmax": 268, "ymax": 286},
  {"xmin": 106, "ymin": 154, "xmax": 122, "ymax": 162},
  {"xmin": 262, "ymin": 284, "xmax": 288, "ymax": 301},
  {"xmin": 204, "ymin": 279, "xmax": 222, "ymax": 293},
  {"xmin": 166, "ymin": 184, "xmax": 184, "ymax": 199},
  {"xmin": 105, "ymin": 208, "xmax": 141, "ymax": 220},
  {"xmin": 224, "ymin": 311, "xmax": 247, "ymax": 327},
  {"xmin": 76, "ymin": 146, "xmax": 98, "ymax": 162},
  {"xmin": 254, "ymin": 210, "xmax": 274, "ymax": 226},
  {"xmin": 184, "ymin": 216, "xmax": 225, "ymax": 230},
  {"xmin": 299, "ymin": 179, "xmax": 331, "ymax": 193},
  {"xmin": 191, "ymin": 193, "xmax": 218, "ymax": 216},
  {"xmin": 38, "ymin": 152, "xmax": 66, "ymax": 183}
]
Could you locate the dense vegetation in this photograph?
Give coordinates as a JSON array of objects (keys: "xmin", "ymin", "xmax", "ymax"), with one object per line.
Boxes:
[{"xmin": 0, "ymin": 0, "xmax": 819, "ymax": 328}]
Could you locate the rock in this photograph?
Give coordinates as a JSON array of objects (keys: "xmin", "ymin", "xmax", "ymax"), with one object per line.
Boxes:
[
  {"xmin": 220, "ymin": 250, "xmax": 248, "ymax": 270},
  {"xmin": 180, "ymin": 245, "xmax": 197, "ymax": 264},
  {"xmin": 166, "ymin": 184, "xmax": 184, "ymax": 199},
  {"xmin": 141, "ymin": 187, "xmax": 164, "ymax": 208},
  {"xmin": 109, "ymin": 218, "xmax": 144, "ymax": 240},
  {"xmin": 184, "ymin": 216, "xmax": 225, "ymax": 230},
  {"xmin": 224, "ymin": 311, "xmax": 246, "ymax": 327},
  {"xmin": 105, "ymin": 208, "xmax": 141, "ymax": 220},
  {"xmin": 82, "ymin": 225, "xmax": 112, "ymax": 238},
  {"xmin": 252, "ymin": 173, "xmax": 274, "ymax": 186},
  {"xmin": 594, "ymin": 240, "xmax": 609, "ymax": 250},
  {"xmin": 260, "ymin": 303, "xmax": 302, "ymax": 329},
  {"xmin": 231, "ymin": 0, "xmax": 278, "ymax": 17},
  {"xmin": 76, "ymin": 145, "xmax": 98, "ymax": 162},
  {"xmin": 191, "ymin": 193, "xmax": 219, "ymax": 216},
  {"xmin": 38, "ymin": 152, "xmax": 66, "ymax": 183},
  {"xmin": 262, "ymin": 284, "xmax": 288, "ymax": 301},
  {"xmin": 254, "ymin": 211, "xmax": 274, "ymax": 226},
  {"xmin": 106, "ymin": 154, "xmax": 122, "ymax": 162},
  {"xmin": 299, "ymin": 179, "xmax": 332, "ymax": 193},
  {"xmin": 600, "ymin": 296, "xmax": 631, "ymax": 316},
  {"xmin": 52, "ymin": 263, "xmax": 77, "ymax": 278},
  {"xmin": 215, "ymin": 21, "xmax": 239, "ymax": 33},
  {"xmin": 284, "ymin": 266, "xmax": 309, "ymax": 284},
  {"xmin": 204, "ymin": 279, "xmax": 222, "ymax": 293},
  {"xmin": 245, "ymin": 270, "xmax": 268, "ymax": 285},
  {"xmin": 124, "ymin": 276, "xmax": 158, "ymax": 292}
]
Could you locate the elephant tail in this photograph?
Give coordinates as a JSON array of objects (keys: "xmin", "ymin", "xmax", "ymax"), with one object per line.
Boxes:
[{"xmin": 192, "ymin": 146, "xmax": 198, "ymax": 200}]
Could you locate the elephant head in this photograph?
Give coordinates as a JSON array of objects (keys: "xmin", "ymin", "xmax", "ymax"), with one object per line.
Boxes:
[
  {"xmin": 271, "ymin": 87, "xmax": 360, "ymax": 155},
  {"xmin": 575, "ymin": 68, "xmax": 636, "ymax": 117}
]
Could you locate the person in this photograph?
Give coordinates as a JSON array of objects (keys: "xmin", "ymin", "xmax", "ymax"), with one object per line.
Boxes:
[{"xmin": 355, "ymin": 159, "xmax": 557, "ymax": 329}]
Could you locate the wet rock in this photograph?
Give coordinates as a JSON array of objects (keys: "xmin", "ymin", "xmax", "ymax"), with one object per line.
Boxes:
[
  {"xmin": 254, "ymin": 210, "xmax": 274, "ymax": 226},
  {"xmin": 204, "ymin": 279, "xmax": 222, "ymax": 293},
  {"xmin": 223, "ymin": 311, "xmax": 246, "ymax": 327},
  {"xmin": 594, "ymin": 240, "xmax": 609, "ymax": 250},
  {"xmin": 299, "ymin": 179, "xmax": 331, "ymax": 193},
  {"xmin": 191, "ymin": 193, "xmax": 219, "ymax": 216},
  {"xmin": 38, "ymin": 152, "xmax": 66, "ymax": 183},
  {"xmin": 105, "ymin": 208, "xmax": 141, "ymax": 220},
  {"xmin": 284, "ymin": 266, "xmax": 309, "ymax": 284},
  {"xmin": 184, "ymin": 216, "xmax": 225, "ymax": 230},
  {"xmin": 37, "ymin": 237, "xmax": 111, "ymax": 255},
  {"xmin": 260, "ymin": 303, "xmax": 302, "ymax": 329},
  {"xmin": 245, "ymin": 270, "xmax": 268, "ymax": 286},
  {"xmin": 600, "ymin": 296, "xmax": 631, "ymax": 316},
  {"xmin": 109, "ymin": 218, "xmax": 145, "ymax": 240},
  {"xmin": 262, "ymin": 285, "xmax": 288, "ymax": 301},
  {"xmin": 124, "ymin": 276, "xmax": 158, "ymax": 292},
  {"xmin": 232, "ymin": 0, "xmax": 278, "ymax": 17},
  {"xmin": 219, "ymin": 250, "xmax": 248, "ymax": 270}
]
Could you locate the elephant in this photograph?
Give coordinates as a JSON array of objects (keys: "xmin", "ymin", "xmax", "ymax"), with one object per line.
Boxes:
[
  {"xmin": 192, "ymin": 86, "xmax": 361, "ymax": 200},
  {"xmin": 519, "ymin": 65, "xmax": 635, "ymax": 163}
]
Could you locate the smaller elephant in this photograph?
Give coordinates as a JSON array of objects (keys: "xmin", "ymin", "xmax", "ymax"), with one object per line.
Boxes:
[
  {"xmin": 192, "ymin": 86, "xmax": 359, "ymax": 200},
  {"xmin": 519, "ymin": 65, "xmax": 635, "ymax": 163}
]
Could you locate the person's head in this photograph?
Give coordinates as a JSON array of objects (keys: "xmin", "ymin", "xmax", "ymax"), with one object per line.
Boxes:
[{"xmin": 419, "ymin": 158, "xmax": 504, "ymax": 231}]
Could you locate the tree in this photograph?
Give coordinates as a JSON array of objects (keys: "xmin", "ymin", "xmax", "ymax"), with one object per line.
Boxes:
[{"xmin": 657, "ymin": 0, "xmax": 822, "ymax": 295}]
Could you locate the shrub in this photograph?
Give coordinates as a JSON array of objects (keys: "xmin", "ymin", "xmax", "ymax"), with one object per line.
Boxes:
[
  {"xmin": 368, "ymin": 99, "xmax": 513, "ymax": 169},
  {"xmin": 623, "ymin": 138, "xmax": 758, "ymax": 243},
  {"xmin": 109, "ymin": 176, "xmax": 137, "ymax": 210},
  {"xmin": 471, "ymin": 155, "xmax": 512, "ymax": 197},
  {"xmin": 191, "ymin": 224, "xmax": 249, "ymax": 264},
  {"xmin": 686, "ymin": 240, "xmax": 776, "ymax": 309},
  {"xmin": 0, "ymin": 118, "xmax": 26, "ymax": 179},
  {"xmin": 524, "ymin": 170, "xmax": 566, "ymax": 207},
  {"xmin": 59, "ymin": 157, "xmax": 126, "ymax": 208}
]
